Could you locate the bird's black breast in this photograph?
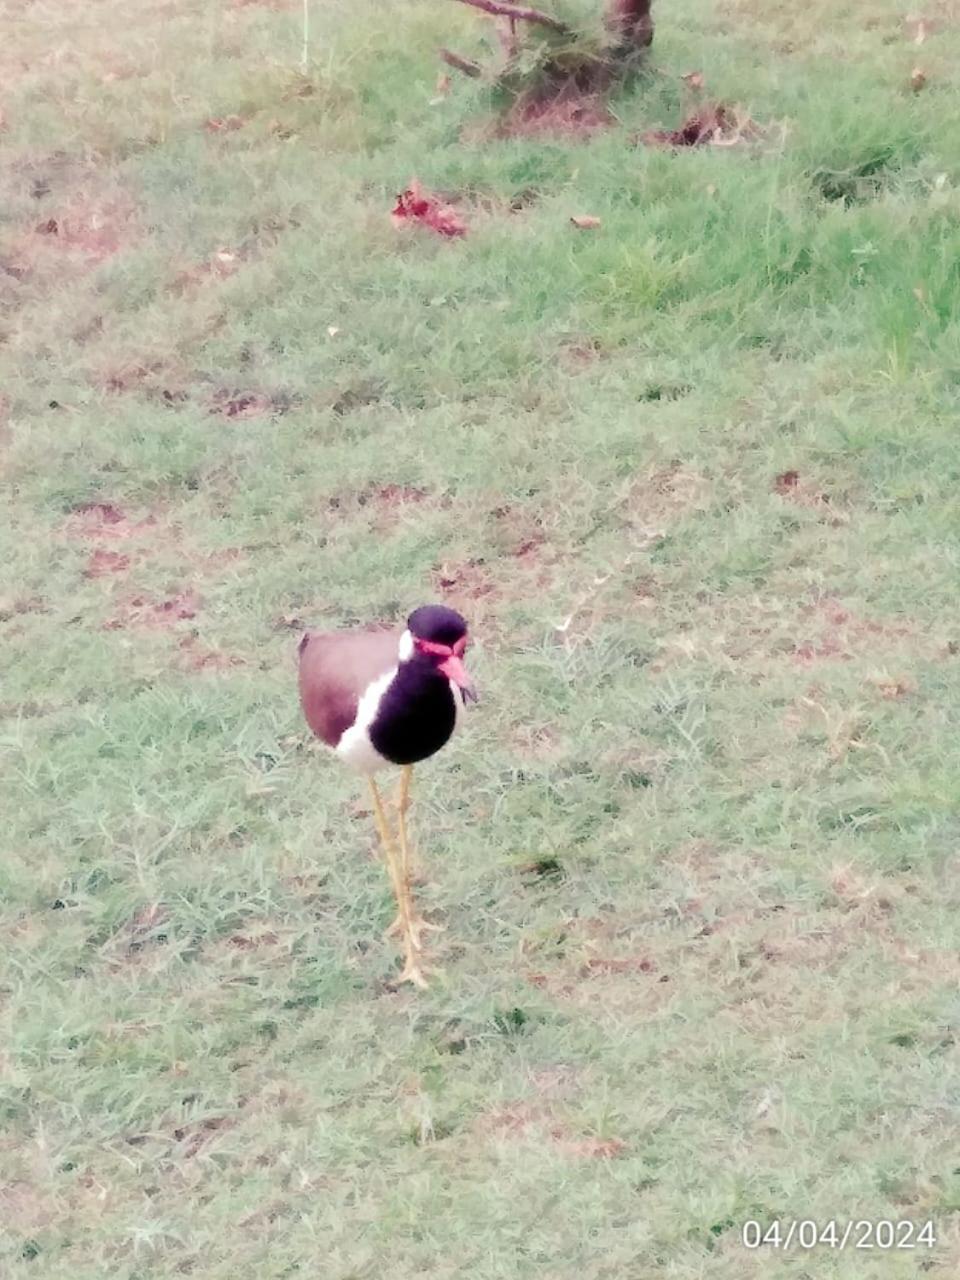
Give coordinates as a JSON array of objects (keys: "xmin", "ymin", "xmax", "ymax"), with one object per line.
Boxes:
[{"xmin": 368, "ymin": 665, "xmax": 457, "ymax": 766}]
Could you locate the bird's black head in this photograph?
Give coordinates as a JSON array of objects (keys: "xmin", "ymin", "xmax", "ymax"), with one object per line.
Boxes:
[
  {"xmin": 407, "ymin": 604, "xmax": 469, "ymax": 648},
  {"xmin": 405, "ymin": 604, "xmax": 476, "ymax": 702}
]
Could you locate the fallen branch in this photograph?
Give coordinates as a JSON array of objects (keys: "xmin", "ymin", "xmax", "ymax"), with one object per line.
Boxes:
[
  {"xmin": 451, "ymin": 0, "xmax": 570, "ymax": 36},
  {"xmin": 440, "ymin": 47, "xmax": 484, "ymax": 77}
]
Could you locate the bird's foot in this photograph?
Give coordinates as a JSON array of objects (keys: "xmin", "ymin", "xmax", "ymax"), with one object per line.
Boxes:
[
  {"xmin": 394, "ymin": 955, "xmax": 431, "ymax": 990},
  {"xmin": 386, "ymin": 912, "xmax": 445, "ymax": 951}
]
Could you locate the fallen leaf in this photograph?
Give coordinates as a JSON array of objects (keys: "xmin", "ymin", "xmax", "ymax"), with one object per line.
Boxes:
[
  {"xmin": 205, "ymin": 115, "xmax": 246, "ymax": 133},
  {"xmin": 327, "ymin": 325, "xmax": 340, "ymax": 338},
  {"xmin": 209, "ymin": 391, "xmax": 273, "ymax": 419},
  {"xmin": 910, "ymin": 66, "xmax": 927, "ymax": 92},
  {"xmin": 641, "ymin": 103, "xmax": 760, "ymax": 149},
  {"xmin": 774, "ymin": 469, "xmax": 800, "ymax": 492},
  {"xmin": 570, "ymin": 215, "xmax": 602, "ymax": 230},
  {"xmin": 681, "ymin": 71, "xmax": 705, "ymax": 90},
  {"xmin": 551, "ymin": 1132, "xmax": 627, "ymax": 1159},
  {"xmin": 869, "ymin": 674, "xmax": 916, "ymax": 700},
  {"xmin": 392, "ymin": 180, "xmax": 467, "ymax": 238},
  {"xmin": 273, "ymin": 613, "xmax": 305, "ymax": 631}
]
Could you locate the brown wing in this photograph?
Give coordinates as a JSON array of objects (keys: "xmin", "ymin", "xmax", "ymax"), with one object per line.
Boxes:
[{"xmin": 298, "ymin": 626, "xmax": 401, "ymax": 748}]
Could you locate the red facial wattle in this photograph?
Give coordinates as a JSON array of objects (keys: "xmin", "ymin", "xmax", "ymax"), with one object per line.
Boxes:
[{"xmin": 415, "ymin": 635, "xmax": 477, "ymax": 702}]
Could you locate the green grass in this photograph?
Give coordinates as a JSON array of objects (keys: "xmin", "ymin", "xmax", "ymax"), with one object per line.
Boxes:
[{"xmin": 3, "ymin": 0, "xmax": 960, "ymax": 1274}]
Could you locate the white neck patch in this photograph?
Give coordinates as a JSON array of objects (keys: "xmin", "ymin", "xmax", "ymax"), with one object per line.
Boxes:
[{"xmin": 397, "ymin": 628, "xmax": 415, "ymax": 662}]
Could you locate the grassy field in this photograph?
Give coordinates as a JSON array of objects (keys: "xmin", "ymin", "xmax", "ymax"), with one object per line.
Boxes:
[{"xmin": 3, "ymin": 0, "xmax": 960, "ymax": 1274}]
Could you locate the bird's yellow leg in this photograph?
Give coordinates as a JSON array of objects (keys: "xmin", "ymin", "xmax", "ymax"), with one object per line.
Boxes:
[
  {"xmin": 368, "ymin": 776, "xmax": 428, "ymax": 989},
  {"xmin": 386, "ymin": 765, "xmax": 444, "ymax": 950}
]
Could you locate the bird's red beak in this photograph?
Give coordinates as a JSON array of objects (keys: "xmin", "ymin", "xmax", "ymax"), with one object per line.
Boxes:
[{"xmin": 439, "ymin": 655, "xmax": 478, "ymax": 703}]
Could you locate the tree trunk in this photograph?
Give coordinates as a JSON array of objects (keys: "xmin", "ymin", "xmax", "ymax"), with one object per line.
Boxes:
[{"xmin": 605, "ymin": 0, "xmax": 654, "ymax": 49}]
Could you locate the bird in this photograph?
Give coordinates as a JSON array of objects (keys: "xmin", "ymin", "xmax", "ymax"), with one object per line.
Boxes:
[{"xmin": 298, "ymin": 604, "xmax": 477, "ymax": 988}]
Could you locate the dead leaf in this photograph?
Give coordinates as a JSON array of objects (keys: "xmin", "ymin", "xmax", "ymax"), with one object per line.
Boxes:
[
  {"xmin": 774, "ymin": 469, "xmax": 800, "ymax": 492},
  {"xmin": 641, "ymin": 103, "xmax": 760, "ymax": 149},
  {"xmin": 869, "ymin": 674, "xmax": 916, "ymax": 700},
  {"xmin": 551, "ymin": 1132, "xmax": 627, "ymax": 1159},
  {"xmin": 104, "ymin": 590, "xmax": 200, "ymax": 630},
  {"xmin": 268, "ymin": 119, "xmax": 297, "ymax": 140},
  {"xmin": 392, "ymin": 180, "xmax": 467, "ymax": 238},
  {"xmin": 570, "ymin": 215, "xmax": 601, "ymax": 230},
  {"xmin": 177, "ymin": 635, "xmax": 246, "ymax": 672},
  {"xmin": 204, "ymin": 115, "xmax": 246, "ymax": 133},
  {"xmin": 910, "ymin": 66, "xmax": 927, "ymax": 91},
  {"xmin": 208, "ymin": 391, "xmax": 273, "ymax": 419},
  {"xmin": 681, "ymin": 71, "xmax": 705, "ymax": 90}
]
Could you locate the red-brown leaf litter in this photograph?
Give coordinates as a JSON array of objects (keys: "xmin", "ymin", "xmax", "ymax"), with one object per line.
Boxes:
[{"xmin": 392, "ymin": 181, "xmax": 468, "ymax": 237}]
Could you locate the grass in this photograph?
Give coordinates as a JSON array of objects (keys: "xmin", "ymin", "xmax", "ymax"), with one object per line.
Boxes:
[{"xmin": 2, "ymin": 0, "xmax": 960, "ymax": 1274}]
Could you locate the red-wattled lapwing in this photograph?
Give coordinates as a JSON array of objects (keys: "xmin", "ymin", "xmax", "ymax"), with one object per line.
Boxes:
[{"xmin": 298, "ymin": 605, "xmax": 477, "ymax": 988}]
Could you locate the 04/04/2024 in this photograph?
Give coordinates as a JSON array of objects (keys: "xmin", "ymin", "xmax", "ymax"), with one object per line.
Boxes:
[{"xmin": 741, "ymin": 1220, "xmax": 937, "ymax": 1251}]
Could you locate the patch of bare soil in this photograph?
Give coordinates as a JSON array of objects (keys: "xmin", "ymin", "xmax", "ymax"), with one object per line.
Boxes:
[
  {"xmin": 792, "ymin": 596, "xmax": 917, "ymax": 665},
  {"xmin": 171, "ymin": 1114, "xmax": 237, "ymax": 1160},
  {"xmin": 323, "ymin": 484, "xmax": 442, "ymax": 536},
  {"xmin": 1, "ymin": 174, "xmax": 138, "ymax": 304},
  {"xmin": 363, "ymin": 483, "xmax": 431, "ymax": 508},
  {"xmin": 208, "ymin": 390, "xmax": 277, "ymax": 420},
  {"xmin": 362, "ymin": 484, "xmax": 438, "ymax": 534},
  {"xmin": 175, "ymin": 634, "xmax": 246, "ymax": 671},
  {"xmin": 579, "ymin": 951, "xmax": 657, "ymax": 977},
  {"xmin": 475, "ymin": 1102, "xmax": 627, "ymax": 1159},
  {"xmin": 204, "ymin": 114, "xmax": 247, "ymax": 133},
  {"xmin": 83, "ymin": 548, "xmax": 131, "ymax": 578},
  {"xmin": 559, "ymin": 335, "xmax": 605, "ymax": 372},
  {"xmin": 171, "ymin": 247, "xmax": 244, "ymax": 294},
  {"xmin": 488, "ymin": 502, "xmax": 552, "ymax": 562},
  {"xmin": 434, "ymin": 557, "xmax": 501, "ymax": 604},
  {"xmin": 64, "ymin": 501, "xmax": 157, "ymax": 542},
  {"xmin": 103, "ymin": 589, "xmax": 201, "ymax": 631},
  {"xmin": 773, "ymin": 468, "xmax": 844, "ymax": 521},
  {"xmin": 30, "ymin": 190, "xmax": 138, "ymax": 262},
  {"xmin": 625, "ymin": 462, "xmax": 712, "ymax": 534},
  {"xmin": 63, "ymin": 501, "xmax": 246, "ymax": 662},
  {"xmin": 92, "ymin": 352, "xmax": 200, "ymax": 401},
  {"xmin": 497, "ymin": 83, "xmax": 614, "ymax": 140},
  {"xmin": 0, "ymin": 595, "xmax": 49, "ymax": 622},
  {"xmin": 902, "ymin": 11, "xmax": 953, "ymax": 43}
]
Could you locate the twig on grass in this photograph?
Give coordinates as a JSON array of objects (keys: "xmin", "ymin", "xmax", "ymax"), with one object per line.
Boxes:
[
  {"xmin": 440, "ymin": 47, "xmax": 484, "ymax": 77},
  {"xmin": 451, "ymin": 0, "xmax": 571, "ymax": 36}
]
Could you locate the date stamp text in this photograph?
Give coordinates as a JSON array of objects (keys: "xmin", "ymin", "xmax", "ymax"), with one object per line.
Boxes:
[{"xmin": 741, "ymin": 1219, "xmax": 937, "ymax": 1251}]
